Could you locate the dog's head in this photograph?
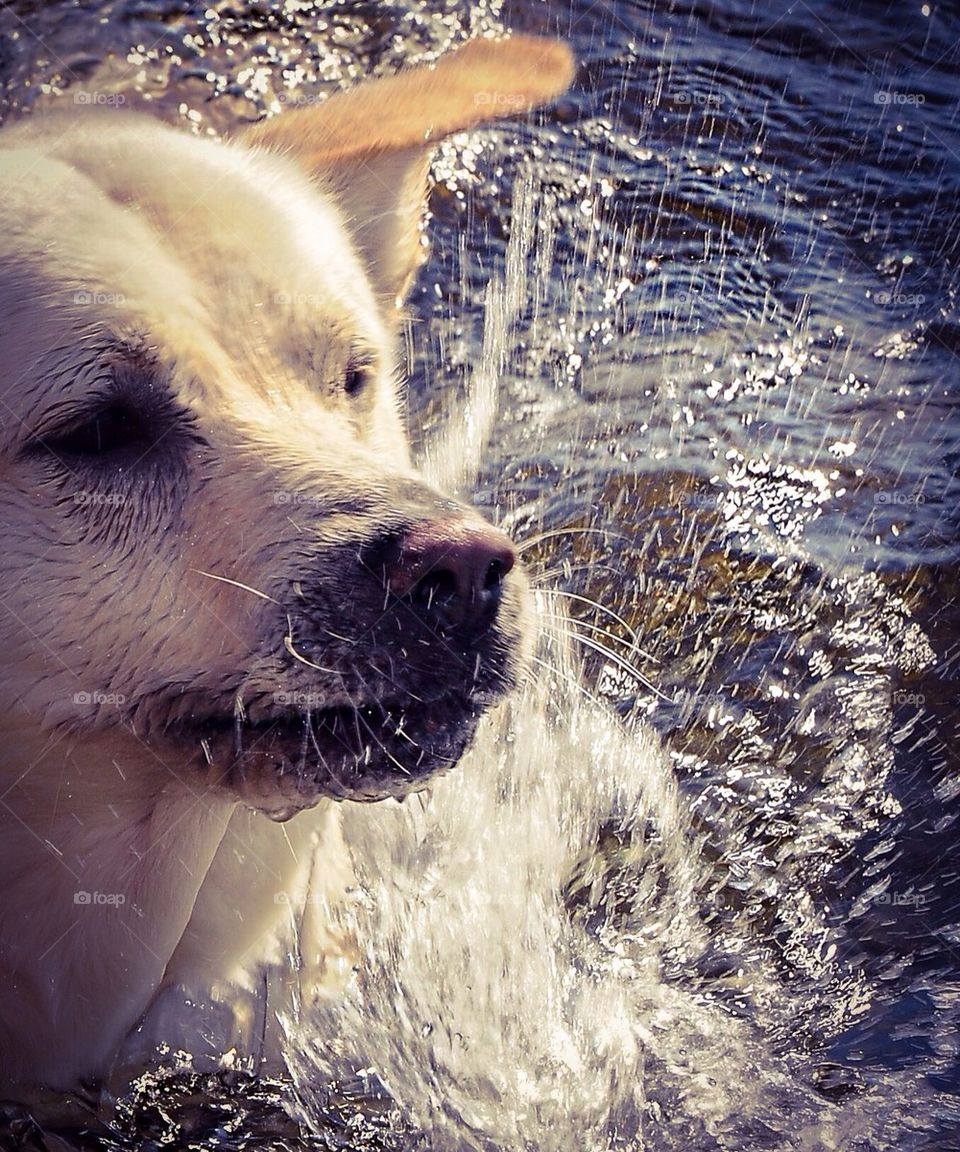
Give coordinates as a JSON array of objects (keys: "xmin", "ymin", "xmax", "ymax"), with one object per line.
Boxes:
[{"xmin": 0, "ymin": 38, "xmax": 573, "ymax": 817}]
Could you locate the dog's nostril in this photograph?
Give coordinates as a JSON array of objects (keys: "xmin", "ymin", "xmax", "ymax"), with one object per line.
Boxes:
[
  {"xmin": 383, "ymin": 518, "xmax": 516, "ymax": 628},
  {"xmin": 483, "ymin": 557, "xmax": 508, "ymax": 592}
]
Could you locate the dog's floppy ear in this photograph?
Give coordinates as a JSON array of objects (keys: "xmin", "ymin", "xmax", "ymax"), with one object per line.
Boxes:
[{"xmin": 245, "ymin": 36, "xmax": 574, "ymax": 307}]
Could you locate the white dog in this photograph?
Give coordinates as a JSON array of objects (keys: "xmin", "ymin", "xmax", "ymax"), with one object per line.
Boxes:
[{"xmin": 0, "ymin": 36, "xmax": 573, "ymax": 1101}]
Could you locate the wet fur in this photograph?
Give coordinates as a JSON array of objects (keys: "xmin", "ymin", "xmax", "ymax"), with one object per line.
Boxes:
[{"xmin": 0, "ymin": 38, "xmax": 572, "ymax": 1097}]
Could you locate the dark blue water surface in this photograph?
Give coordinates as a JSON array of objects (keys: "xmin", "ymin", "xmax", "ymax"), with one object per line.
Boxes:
[{"xmin": 1, "ymin": 1, "xmax": 959, "ymax": 1148}]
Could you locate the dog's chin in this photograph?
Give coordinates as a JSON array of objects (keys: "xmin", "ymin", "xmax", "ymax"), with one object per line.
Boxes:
[{"xmin": 192, "ymin": 695, "xmax": 485, "ymax": 819}]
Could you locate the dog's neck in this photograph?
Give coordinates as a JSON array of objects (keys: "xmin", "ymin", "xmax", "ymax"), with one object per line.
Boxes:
[{"xmin": 0, "ymin": 723, "xmax": 235, "ymax": 1089}]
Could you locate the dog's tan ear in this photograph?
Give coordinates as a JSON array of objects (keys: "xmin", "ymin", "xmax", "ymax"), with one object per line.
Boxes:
[{"xmin": 245, "ymin": 36, "xmax": 574, "ymax": 307}]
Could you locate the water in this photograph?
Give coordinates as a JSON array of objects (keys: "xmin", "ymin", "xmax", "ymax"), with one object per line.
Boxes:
[{"xmin": 1, "ymin": 1, "xmax": 959, "ymax": 1149}]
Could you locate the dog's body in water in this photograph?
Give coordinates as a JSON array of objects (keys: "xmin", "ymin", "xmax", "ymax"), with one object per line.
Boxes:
[{"xmin": 0, "ymin": 38, "xmax": 572, "ymax": 1100}]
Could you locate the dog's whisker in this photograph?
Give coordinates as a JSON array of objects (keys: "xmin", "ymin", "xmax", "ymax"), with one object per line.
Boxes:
[
  {"xmin": 306, "ymin": 716, "xmax": 358, "ymax": 799},
  {"xmin": 284, "ymin": 626, "xmax": 341, "ymax": 676},
  {"xmin": 190, "ymin": 568, "xmax": 279, "ymax": 604},
  {"xmin": 547, "ymin": 612, "xmax": 659, "ymax": 672},
  {"xmin": 361, "ymin": 658, "xmax": 423, "ymax": 703},
  {"xmin": 524, "ymin": 655, "xmax": 614, "ymax": 717},
  {"xmin": 515, "ymin": 525, "xmax": 631, "ymax": 553},
  {"xmin": 300, "ymin": 709, "xmax": 313, "ymax": 768},
  {"xmin": 546, "ymin": 626, "xmax": 671, "ymax": 703},
  {"xmin": 536, "ymin": 586, "xmax": 651, "ymax": 656},
  {"xmin": 531, "ymin": 561, "xmax": 630, "ymax": 587},
  {"xmin": 350, "ymin": 709, "xmax": 365, "ymax": 760},
  {"xmin": 356, "ymin": 710, "xmax": 412, "ymax": 775}
]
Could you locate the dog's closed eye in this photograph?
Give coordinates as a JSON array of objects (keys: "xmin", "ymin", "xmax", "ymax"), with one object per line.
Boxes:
[
  {"xmin": 24, "ymin": 346, "xmax": 200, "ymax": 470},
  {"xmin": 30, "ymin": 396, "xmax": 189, "ymax": 471},
  {"xmin": 44, "ymin": 400, "xmax": 153, "ymax": 459}
]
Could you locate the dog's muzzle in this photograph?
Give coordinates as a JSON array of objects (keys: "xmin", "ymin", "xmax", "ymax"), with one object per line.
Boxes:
[{"xmin": 191, "ymin": 505, "xmax": 529, "ymax": 818}]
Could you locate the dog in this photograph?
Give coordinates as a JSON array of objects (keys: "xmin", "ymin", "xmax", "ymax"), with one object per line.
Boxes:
[{"xmin": 0, "ymin": 35, "xmax": 573, "ymax": 1101}]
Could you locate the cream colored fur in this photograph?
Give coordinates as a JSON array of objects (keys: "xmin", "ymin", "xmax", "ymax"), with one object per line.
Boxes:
[{"xmin": 0, "ymin": 35, "xmax": 572, "ymax": 1100}]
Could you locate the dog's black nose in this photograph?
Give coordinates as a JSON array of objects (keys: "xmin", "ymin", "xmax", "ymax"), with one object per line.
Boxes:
[{"xmin": 382, "ymin": 518, "xmax": 516, "ymax": 630}]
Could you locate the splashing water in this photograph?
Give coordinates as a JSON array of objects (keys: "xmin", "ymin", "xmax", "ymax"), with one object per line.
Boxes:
[
  {"xmin": 283, "ymin": 602, "xmax": 909, "ymax": 1152},
  {"xmin": 286, "ymin": 611, "xmax": 741, "ymax": 1150},
  {"xmin": 284, "ymin": 181, "xmax": 821, "ymax": 1151}
]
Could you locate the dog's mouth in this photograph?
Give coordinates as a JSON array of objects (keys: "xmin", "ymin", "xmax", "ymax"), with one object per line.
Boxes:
[{"xmin": 192, "ymin": 691, "xmax": 483, "ymax": 818}]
